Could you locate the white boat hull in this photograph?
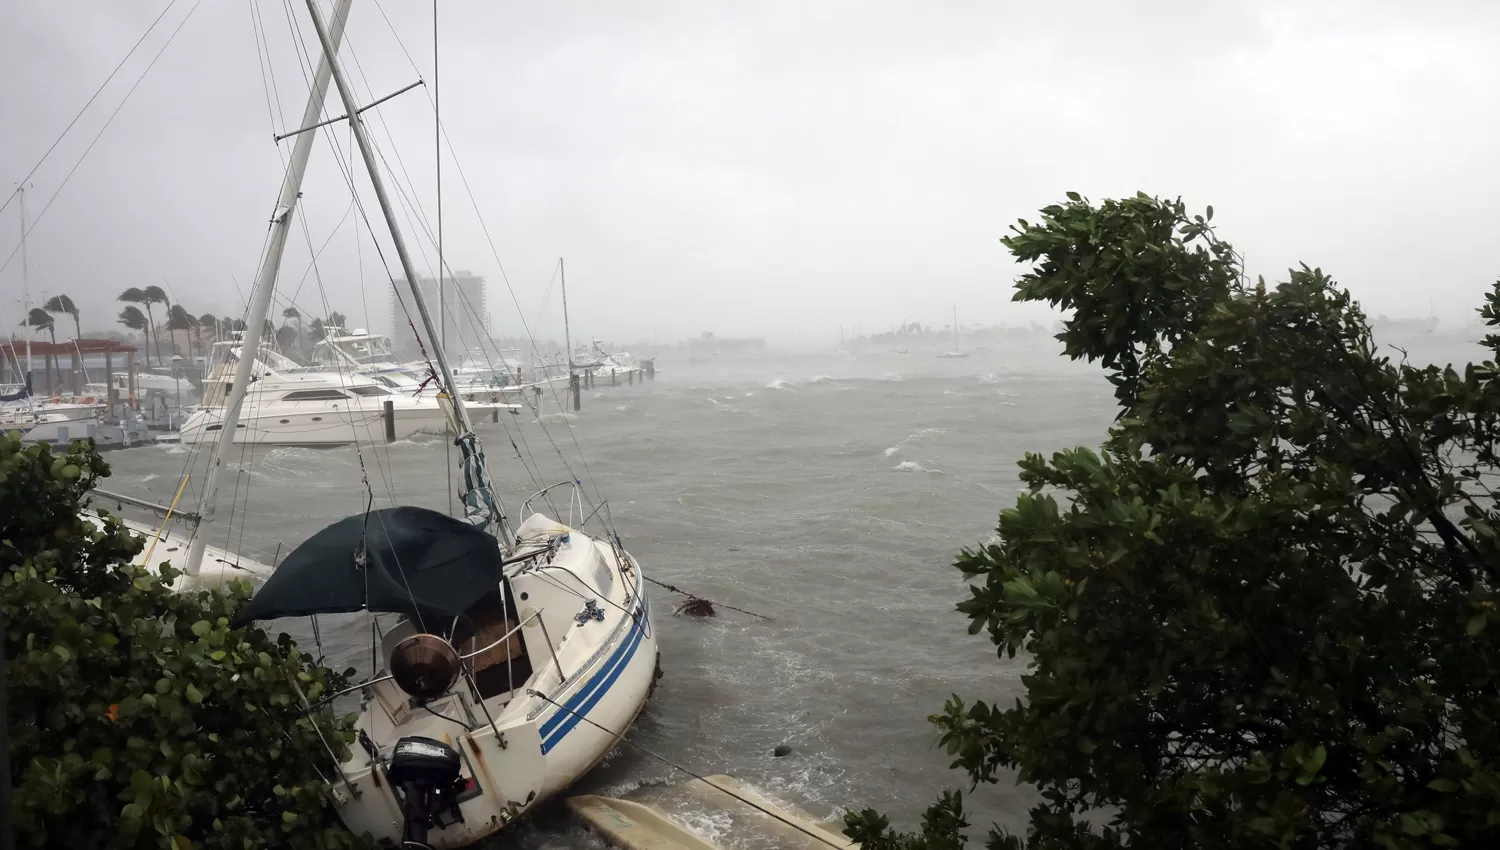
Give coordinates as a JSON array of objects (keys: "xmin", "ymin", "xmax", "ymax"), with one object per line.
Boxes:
[
  {"xmin": 330, "ymin": 516, "xmax": 657, "ymax": 847},
  {"xmin": 85, "ymin": 515, "xmax": 274, "ymax": 591},
  {"xmin": 178, "ymin": 400, "xmax": 518, "ymax": 447}
]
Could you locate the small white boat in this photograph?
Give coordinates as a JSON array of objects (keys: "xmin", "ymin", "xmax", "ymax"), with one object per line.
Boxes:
[{"xmin": 235, "ymin": 496, "xmax": 657, "ymax": 848}]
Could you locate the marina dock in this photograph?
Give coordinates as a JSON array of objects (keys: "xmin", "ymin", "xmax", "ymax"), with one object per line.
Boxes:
[{"xmin": 569, "ymin": 774, "xmax": 856, "ymax": 850}]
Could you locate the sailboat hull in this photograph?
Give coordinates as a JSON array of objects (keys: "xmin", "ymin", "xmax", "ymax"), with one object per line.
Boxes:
[{"xmin": 328, "ymin": 516, "xmax": 658, "ymax": 847}]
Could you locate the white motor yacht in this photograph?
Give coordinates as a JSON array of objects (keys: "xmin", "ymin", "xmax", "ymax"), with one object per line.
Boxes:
[{"xmin": 180, "ymin": 337, "xmax": 518, "ymax": 446}]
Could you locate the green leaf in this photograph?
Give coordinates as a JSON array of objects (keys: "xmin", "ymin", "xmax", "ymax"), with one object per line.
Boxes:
[
  {"xmin": 184, "ymin": 683, "xmax": 204, "ymax": 705},
  {"xmin": 1467, "ymin": 615, "xmax": 1486, "ymax": 636},
  {"xmin": 1428, "ymin": 779, "xmax": 1461, "ymax": 793},
  {"xmin": 190, "ymin": 619, "xmax": 211, "ymax": 638}
]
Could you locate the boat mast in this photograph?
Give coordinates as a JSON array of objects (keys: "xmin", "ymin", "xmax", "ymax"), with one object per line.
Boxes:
[
  {"xmin": 560, "ymin": 257, "xmax": 573, "ymax": 375},
  {"xmin": 302, "ymin": 0, "xmax": 509, "ymax": 539},
  {"xmin": 183, "ymin": 0, "xmax": 353, "ymax": 577},
  {"xmin": 18, "ymin": 186, "xmax": 32, "ymax": 377}
]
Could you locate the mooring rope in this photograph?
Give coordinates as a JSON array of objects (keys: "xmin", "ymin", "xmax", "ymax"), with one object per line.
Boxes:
[
  {"xmin": 525, "ymin": 690, "xmax": 848, "ymax": 850},
  {"xmin": 641, "ymin": 576, "xmax": 775, "ymax": 621}
]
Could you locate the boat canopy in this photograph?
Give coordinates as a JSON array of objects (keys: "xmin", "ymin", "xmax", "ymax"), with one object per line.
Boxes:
[{"xmin": 231, "ymin": 506, "xmax": 505, "ymax": 627}]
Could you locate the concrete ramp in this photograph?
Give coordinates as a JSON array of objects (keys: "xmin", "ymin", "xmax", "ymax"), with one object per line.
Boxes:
[{"xmin": 568, "ymin": 774, "xmax": 857, "ymax": 850}]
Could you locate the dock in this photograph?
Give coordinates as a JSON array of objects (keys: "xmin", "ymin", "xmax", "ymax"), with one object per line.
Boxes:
[{"xmin": 569, "ymin": 774, "xmax": 856, "ymax": 850}]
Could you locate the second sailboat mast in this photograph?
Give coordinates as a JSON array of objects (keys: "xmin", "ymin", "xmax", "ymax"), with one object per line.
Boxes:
[{"xmin": 301, "ymin": 0, "xmax": 474, "ymax": 439}]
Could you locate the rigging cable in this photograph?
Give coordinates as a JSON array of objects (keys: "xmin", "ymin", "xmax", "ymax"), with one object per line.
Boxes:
[
  {"xmin": 435, "ymin": 0, "xmax": 453, "ymax": 518},
  {"xmin": 0, "ymin": 0, "xmax": 181, "ymax": 217},
  {"xmin": 0, "ymin": 0, "xmax": 209, "ymax": 278}
]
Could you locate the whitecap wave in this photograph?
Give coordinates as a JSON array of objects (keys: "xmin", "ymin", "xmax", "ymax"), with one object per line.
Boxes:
[
  {"xmin": 766, "ymin": 379, "xmax": 791, "ymax": 390},
  {"xmin": 893, "ymin": 460, "xmax": 944, "ymax": 473}
]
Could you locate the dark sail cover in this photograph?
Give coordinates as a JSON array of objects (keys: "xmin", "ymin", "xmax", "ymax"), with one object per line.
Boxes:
[
  {"xmin": 0, "ymin": 373, "xmax": 32, "ymax": 402},
  {"xmin": 231, "ymin": 506, "xmax": 505, "ymax": 628}
]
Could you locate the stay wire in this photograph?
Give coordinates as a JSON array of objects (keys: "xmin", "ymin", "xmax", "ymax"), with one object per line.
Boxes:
[
  {"xmin": 0, "ymin": 0, "xmax": 181, "ymax": 217},
  {"xmin": 0, "ymin": 0, "xmax": 209, "ymax": 279},
  {"xmin": 436, "ymin": 0, "xmax": 452, "ymax": 518},
  {"xmin": 274, "ymin": 3, "xmax": 465, "ymax": 616},
  {"xmin": 524, "ymin": 690, "xmax": 848, "ymax": 850}
]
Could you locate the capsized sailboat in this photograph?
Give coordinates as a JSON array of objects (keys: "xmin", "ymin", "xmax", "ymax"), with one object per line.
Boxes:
[{"xmin": 232, "ymin": 2, "xmax": 660, "ymax": 846}]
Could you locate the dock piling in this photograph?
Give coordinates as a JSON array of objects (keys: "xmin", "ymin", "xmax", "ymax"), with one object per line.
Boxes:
[{"xmin": 383, "ymin": 400, "xmax": 396, "ymax": 443}]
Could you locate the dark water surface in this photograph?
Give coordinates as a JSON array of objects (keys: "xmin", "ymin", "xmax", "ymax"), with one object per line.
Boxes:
[{"xmin": 107, "ymin": 329, "xmax": 1482, "ymax": 846}]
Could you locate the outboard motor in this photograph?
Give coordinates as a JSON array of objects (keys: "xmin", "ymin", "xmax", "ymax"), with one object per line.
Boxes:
[{"xmin": 387, "ymin": 736, "xmax": 463, "ymax": 849}]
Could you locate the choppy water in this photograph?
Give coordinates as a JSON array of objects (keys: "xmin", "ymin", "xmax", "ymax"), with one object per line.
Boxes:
[{"xmin": 98, "ymin": 329, "xmax": 1486, "ymax": 846}]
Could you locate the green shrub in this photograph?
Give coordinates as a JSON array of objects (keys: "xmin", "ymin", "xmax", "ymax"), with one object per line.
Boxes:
[
  {"xmin": 1, "ymin": 433, "xmax": 365, "ymax": 849},
  {"xmin": 846, "ymin": 194, "xmax": 1500, "ymax": 849}
]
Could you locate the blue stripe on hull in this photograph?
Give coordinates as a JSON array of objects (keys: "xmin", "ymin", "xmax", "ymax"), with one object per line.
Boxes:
[{"xmin": 539, "ymin": 596, "xmax": 650, "ymax": 753}]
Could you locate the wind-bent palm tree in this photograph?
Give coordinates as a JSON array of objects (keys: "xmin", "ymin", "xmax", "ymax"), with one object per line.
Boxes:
[
  {"xmin": 43, "ymin": 294, "xmax": 81, "ymax": 340},
  {"xmin": 198, "ymin": 313, "xmax": 220, "ymax": 356},
  {"xmin": 117, "ymin": 306, "xmax": 148, "ymax": 356},
  {"xmin": 275, "ymin": 325, "xmax": 300, "ymax": 358},
  {"xmin": 167, "ymin": 305, "xmax": 197, "ymax": 363},
  {"xmin": 118, "ymin": 288, "xmax": 154, "ymax": 366},
  {"xmin": 142, "ymin": 285, "xmax": 170, "ymax": 361},
  {"xmin": 282, "ymin": 306, "xmax": 305, "ymax": 358},
  {"xmin": 22, "ymin": 307, "xmax": 56, "ymax": 392},
  {"xmin": 326, "ymin": 311, "xmax": 347, "ymax": 331}
]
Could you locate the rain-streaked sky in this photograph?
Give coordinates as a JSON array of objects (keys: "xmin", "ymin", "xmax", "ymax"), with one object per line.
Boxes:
[{"xmin": 3, "ymin": 0, "xmax": 1498, "ymax": 349}]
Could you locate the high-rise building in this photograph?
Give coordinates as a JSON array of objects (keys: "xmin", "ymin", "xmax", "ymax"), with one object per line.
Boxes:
[{"xmin": 388, "ymin": 270, "xmax": 488, "ymax": 355}]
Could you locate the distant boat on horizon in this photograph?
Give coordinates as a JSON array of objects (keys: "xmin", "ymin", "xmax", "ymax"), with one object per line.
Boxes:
[{"xmin": 936, "ymin": 305, "xmax": 969, "ymax": 358}]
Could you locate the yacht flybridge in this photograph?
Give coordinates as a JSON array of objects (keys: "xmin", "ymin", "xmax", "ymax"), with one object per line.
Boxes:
[{"xmin": 203, "ymin": 1, "xmax": 662, "ymax": 847}]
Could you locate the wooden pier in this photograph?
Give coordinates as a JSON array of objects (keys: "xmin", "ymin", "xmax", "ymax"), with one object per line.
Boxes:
[{"xmin": 569, "ymin": 774, "xmax": 855, "ymax": 850}]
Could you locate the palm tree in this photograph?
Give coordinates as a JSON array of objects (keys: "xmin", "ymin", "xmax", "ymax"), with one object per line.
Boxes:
[
  {"xmin": 275, "ymin": 325, "xmax": 300, "ymax": 358},
  {"xmin": 43, "ymin": 294, "xmax": 81, "ymax": 340},
  {"xmin": 118, "ymin": 288, "xmax": 154, "ymax": 366},
  {"xmin": 282, "ymin": 306, "xmax": 305, "ymax": 358},
  {"xmin": 22, "ymin": 307, "xmax": 56, "ymax": 393},
  {"xmin": 326, "ymin": 311, "xmax": 347, "ymax": 331},
  {"xmin": 142, "ymin": 285, "xmax": 170, "ymax": 360},
  {"xmin": 308, "ymin": 317, "xmax": 326, "ymax": 344},
  {"xmin": 117, "ymin": 306, "xmax": 148, "ymax": 359},
  {"xmin": 167, "ymin": 305, "xmax": 197, "ymax": 363}
]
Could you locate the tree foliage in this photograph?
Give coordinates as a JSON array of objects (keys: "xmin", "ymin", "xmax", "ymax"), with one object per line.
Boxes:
[
  {"xmin": 1, "ymin": 433, "xmax": 365, "ymax": 849},
  {"xmin": 846, "ymin": 193, "xmax": 1500, "ymax": 850},
  {"xmin": 43, "ymin": 295, "xmax": 81, "ymax": 340}
]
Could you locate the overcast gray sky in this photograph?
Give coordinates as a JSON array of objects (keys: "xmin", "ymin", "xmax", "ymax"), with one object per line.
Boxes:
[{"xmin": 3, "ymin": 0, "xmax": 1498, "ymax": 349}]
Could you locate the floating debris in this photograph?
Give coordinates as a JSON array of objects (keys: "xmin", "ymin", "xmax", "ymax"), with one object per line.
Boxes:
[{"xmin": 676, "ymin": 596, "xmax": 717, "ymax": 617}]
